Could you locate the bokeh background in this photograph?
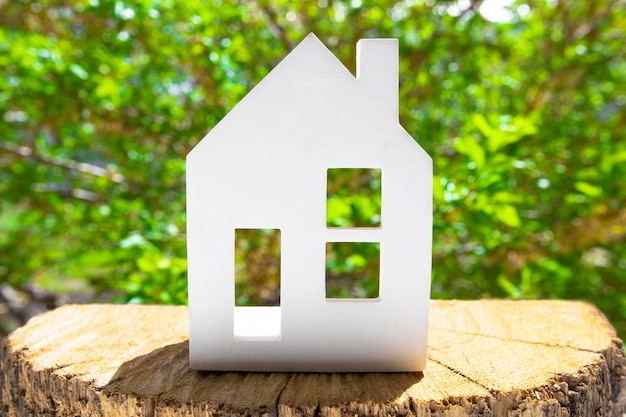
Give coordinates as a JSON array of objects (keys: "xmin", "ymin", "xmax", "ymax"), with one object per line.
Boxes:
[{"xmin": 1, "ymin": 0, "xmax": 625, "ymax": 339}]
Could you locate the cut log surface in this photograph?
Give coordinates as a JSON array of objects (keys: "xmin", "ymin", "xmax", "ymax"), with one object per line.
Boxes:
[{"xmin": 1, "ymin": 300, "xmax": 625, "ymax": 417}]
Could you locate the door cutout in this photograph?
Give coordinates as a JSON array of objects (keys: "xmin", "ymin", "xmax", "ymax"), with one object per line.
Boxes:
[
  {"xmin": 325, "ymin": 241, "xmax": 380, "ymax": 299},
  {"xmin": 234, "ymin": 228, "xmax": 281, "ymax": 339}
]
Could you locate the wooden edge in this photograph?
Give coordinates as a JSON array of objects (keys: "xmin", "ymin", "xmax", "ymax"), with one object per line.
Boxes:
[{"xmin": 1, "ymin": 300, "xmax": 625, "ymax": 417}]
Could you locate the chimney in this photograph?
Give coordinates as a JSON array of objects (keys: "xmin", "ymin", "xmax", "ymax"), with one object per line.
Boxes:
[{"xmin": 356, "ymin": 39, "xmax": 399, "ymax": 122}]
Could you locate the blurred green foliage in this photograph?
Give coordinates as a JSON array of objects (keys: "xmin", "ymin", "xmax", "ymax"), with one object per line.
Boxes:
[
  {"xmin": 1, "ymin": 0, "xmax": 625, "ymax": 338},
  {"xmin": 327, "ymin": 168, "xmax": 382, "ymax": 227},
  {"xmin": 326, "ymin": 242, "xmax": 381, "ymax": 299},
  {"xmin": 235, "ymin": 228, "xmax": 281, "ymax": 306}
]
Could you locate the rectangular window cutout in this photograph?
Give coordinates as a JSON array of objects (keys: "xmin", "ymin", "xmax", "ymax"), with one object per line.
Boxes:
[
  {"xmin": 326, "ymin": 168, "xmax": 382, "ymax": 228},
  {"xmin": 235, "ymin": 228, "xmax": 281, "ymax": 306},
  {"xmin": 234, "ymin": 228, "xmax": 281, "ymax": 340},
  {"xmin": 325, "ymin": 242, "xmax": 380, "ymax": 299}
]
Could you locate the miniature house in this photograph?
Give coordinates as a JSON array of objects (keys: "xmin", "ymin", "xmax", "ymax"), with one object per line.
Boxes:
[{"xmin": 187, "ymin": 33, "xmax": 432, "ymax": 372}]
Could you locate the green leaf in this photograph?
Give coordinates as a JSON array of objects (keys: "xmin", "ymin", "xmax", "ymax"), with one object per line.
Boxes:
[
  {"xmin": 120, "ymin": 233, "xmax": 149, "ymax": 249},
  {"xmin": 326, "ymin": 196, "xmax": 352, "ymax": 227},
  {"xmin": 495, "ymin": 204, "xmax": 521, "ymax": 228},
  {"xmin": 471, "ymin": 114, "xmax": 496, "ymax": 140},
  {"xmin": 601, "ymin": 150, "xmax": 626, "ymax": 173},
  {"xmin": 69, "ymin": 64, "xmax": 89, "ymax": 80},
  {"xmin": 574, "ymin": 182, "xmax": 602, "ymax": 197},
  {"xmin": 497, "ymin": 274, "xmax": 521, "ymax": 298},
  {"xmin": 454, "ymin": 136, "xmax": 485, "ymax": 168},
  {"xmin": 472, "ymin": 114, "xmax": 537, "ymax": 153},
  {"xmin": 137, "ymin": 254, "xmax": 159, "ymax": 273}
]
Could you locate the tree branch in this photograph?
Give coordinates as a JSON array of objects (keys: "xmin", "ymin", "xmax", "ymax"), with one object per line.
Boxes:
[
  {"xmin": 32, "ymin": 183, "xmax": 101, "ymax": 202},
  {"xmin": 256, "ymin": 2, "xmax": 296, "ymax": 50},
  {"xmin": 0, "ymin": 142, "xmax": 125, "ymax": 184}
]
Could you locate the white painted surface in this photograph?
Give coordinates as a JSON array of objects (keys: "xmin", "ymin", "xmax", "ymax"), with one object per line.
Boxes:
[{"xmin": 187, "ymin": 33, "xmax": 432, "ymax": 372}]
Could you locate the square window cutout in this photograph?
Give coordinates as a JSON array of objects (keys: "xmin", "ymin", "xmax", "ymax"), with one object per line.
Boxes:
[
  {"xmin": 326, "ymin": 168, "xmax": 381, "ymax": 228},
  {"xmin": 325, "ymin": 242, "xmax": 380, "ymax": 299}
]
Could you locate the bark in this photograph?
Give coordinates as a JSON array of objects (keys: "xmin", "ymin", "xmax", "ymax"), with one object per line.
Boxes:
[{"xmin": 1, "ymin": 300, "xmax": 624, "ymax": 416}]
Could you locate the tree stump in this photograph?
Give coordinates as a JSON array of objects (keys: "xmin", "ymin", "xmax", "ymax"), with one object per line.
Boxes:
[{"xmin": 1, "ymin": 300, "xmax": 624, "ymax": 416}]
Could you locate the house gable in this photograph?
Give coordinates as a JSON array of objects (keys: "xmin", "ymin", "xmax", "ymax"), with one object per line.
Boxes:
[{"xmin": 187, "ymin": 34, "xmax": 354, "ymax": 159}]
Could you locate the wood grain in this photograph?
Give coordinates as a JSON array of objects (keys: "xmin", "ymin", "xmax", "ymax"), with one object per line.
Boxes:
[{"xmin": 1, "ymin": 300, "xmax": 624, "ymax": 416}]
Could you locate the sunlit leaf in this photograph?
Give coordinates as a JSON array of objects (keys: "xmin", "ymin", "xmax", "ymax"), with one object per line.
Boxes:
[
  {"xmin": 574, "ymin": 182, "xmax": 602, "ymax": 197},
  {"xmin": 69, "ymin": 64, "xmax": 89, "ymax": 80},
  {"xmin": 454, "ymin": 135, "xmax": 485, "ymax": 168},
  {"xmin": 495, "ymin": 204, "xmax": 521, "ymax": 228}
]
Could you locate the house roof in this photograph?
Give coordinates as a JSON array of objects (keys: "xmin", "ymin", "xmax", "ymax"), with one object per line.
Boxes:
[{"xmin": 189, "ymin": 33, "xmax": 405, "ymax": 158}]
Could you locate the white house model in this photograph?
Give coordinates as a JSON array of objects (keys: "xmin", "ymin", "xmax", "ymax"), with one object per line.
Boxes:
[{"xmin": 187, "ymin": 33, "xmax": 432, "ymax": 372}]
